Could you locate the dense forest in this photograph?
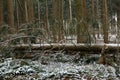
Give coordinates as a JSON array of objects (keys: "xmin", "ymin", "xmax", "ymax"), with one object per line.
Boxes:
[
  {"xmin": 0, "ymin": 0, "xmax": 120, "ymax": 80},
  {"xmin": 0, "ymin": 0, "xmax": 120, "ymax": 44}
]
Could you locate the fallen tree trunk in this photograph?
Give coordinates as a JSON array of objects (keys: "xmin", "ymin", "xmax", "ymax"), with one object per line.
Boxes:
[{"xmin": 14, "ymin": 43, "xmax": 120, "ymax": 53}]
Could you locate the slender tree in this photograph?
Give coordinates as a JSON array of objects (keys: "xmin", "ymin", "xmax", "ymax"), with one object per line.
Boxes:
[
  {"xmin": 102, "ymin": 0, "xmax": 109, "ymax": 43},
  {"xmin": 52, "ymin": 0, "xmax": 57, "ymax": 42},
  {"xmin": 0, "ymin": 0, "xmax": 3, "ymax": 25},
  {"xmin": 15, "ymin": 0, "xmax": 20, "ymax": 29},
  {"xmin": 45, "ymin": 0, "xmax": 52, "ymax": 41},
  {"xmin": 55, "ymin": 0, "xmax": 64, "ymax": 42},
  {"xmin": 75, "ymin": 0, "xmax": 88, "ymax": 43},
  {"xmin": 98, "ymin": 0, "xmax": 109, "ymax": 65},
  {"xmin": 58, "ymin": 0, "xmax": 64, "ymax": 42},
  {"xmin": 91, "ymin": 0, "xmax": 96, "ymax": 42},
  {"xmin": 7, "ymin": 0, "xmax": 15, "ymax": 32},
  {"xmin": 38, "ymin": 0, "xmax": 40, "ymax": 22},
  {"xmin": 28, "ymin": 0, "xmax": 34, "ymax": 23},
  {"xmin": 117, "ymin": 2, "xmax": 120, "ymax": 28},
  {"xmin": 69, "ymin": 0, "xmax": 72, "ymax": 21},
  {"xmin": 96, "ymin": 0, "xmax": 100, "ymax": 38},
  {"xmin": 21, "ymin": 0, "xmax": 28, "ymax": 23}
]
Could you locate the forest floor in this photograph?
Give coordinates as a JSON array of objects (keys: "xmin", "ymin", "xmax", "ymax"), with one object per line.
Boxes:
[{"xmin": 0, "ymin": 51, "xmax": 120, "ymax": 80}]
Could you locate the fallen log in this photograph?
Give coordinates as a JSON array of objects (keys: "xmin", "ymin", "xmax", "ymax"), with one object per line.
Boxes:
[{"xmin": 14, "ymin": 43, "xmax": 120, "ymax": 53}]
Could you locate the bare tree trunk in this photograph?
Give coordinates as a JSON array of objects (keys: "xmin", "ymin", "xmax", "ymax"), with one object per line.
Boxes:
[
  {"xmin": 45, "ymin": 0, "xmax": 51, "ymax": 42},
  {"xmin": 21, "ymin": 0, "xmax": 28, "ymax": 23},
  {"xmin": 21, "ymin": 0, "xmax": 29, "ymax": 43},
  {"xmin": 45, "ymin": 0, "xmax": 48, "ymax": 26},
  {"xmin": 91, "ymin": 0, "xmax": 96, "ymax": 43},
  {"xmin": 15, "ymin": 0, "xmax": 20, "ymax": 31},
  {"xmin": 75, "ymin": 0, "xmax": 88, "ymax": 43},
  {"xmin": 7, "ymin": 0, "xmax": 15, "ymax": 33},
  {"xmin": 96, "ymin": 0, "xmax": 100, "ymax": 39},
  {"xmin": 69, "ymin": 0, "xmax": 72, "ymax": 21},
  {"xmin": 38, "ymin": 0, "xmax": 40, "ymax": 23},
  {"xmin": 102, "ymin": 0, "xmax": 109, "ymax": 43},
  {"xmin": 57, "ymin": 0, "xmax": 64, "ymax": 42},
  {"xmin": 52, "ymin": 0, "xmax": 57, "ymax": 42},
  {"xmin": 0, "ymin": 0, "xmax": 3, "ymax": 25},
  {"xmin": 117, "ymin": 9, "xmax": 120, "ymax": 28},
  {"xmin": 59, "ymin": 0, "xmax": 64, "ymax": 42},
  {"xmin": 28, "ymin": 0, "xmax": 34, "ymax": 23},
  {"xmin": 98, "ymin": 0, "xmax": 109, "ymax": 65}
]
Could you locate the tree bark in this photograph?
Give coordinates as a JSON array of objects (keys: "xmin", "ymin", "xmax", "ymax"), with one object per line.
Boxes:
[
  {"xmin": 28, "ymin": 0, "xmax": 34, "ymax": 23},
  {"xmin": 69, "ymin": 0, "xmax": 72, "ymax": 21},
  {"xmin": 7, "ymin": 0, "xmax": 15, "ymax": 33},
  {"xmin": 0, "ymin": 0, "xmax": 3, "ymax": 25},
  {"xmin": 96, "ymin": 0, "xmax": 100, "ymax": 38},
  {"xmin": 52, "ymin": 0, "xmax": 57, "ymax": 42},
  {"xmin": 57, "ymin": 0, "xmax": 64, "ymax": 42},
  {"xmin": 14, "ymin": 43, "xmax": 119, "ymax": 53},
  {"xmin": 21, "ymin": 0, "xmax": 28, "ymax": 23},
  {"xmin": 75, "ymin": 0, "xmax": 88, "ymax": 43},
  {"xmin": 38, "ymin": 0, "xmax": 40, "ymax": 23},
  {"xmin": 102, "ymin": 0, "xmax": 109, "ymax": 43}
]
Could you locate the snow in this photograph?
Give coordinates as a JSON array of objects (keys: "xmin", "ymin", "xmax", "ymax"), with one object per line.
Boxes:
[{"xmin": 0, "ymin": 54, "xmax": 119, "ymax": 80}]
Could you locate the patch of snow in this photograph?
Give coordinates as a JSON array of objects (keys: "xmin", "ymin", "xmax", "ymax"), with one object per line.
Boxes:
[{"xmin": 0, "ymin": 55, "xmax": 119, "ymax": 80}]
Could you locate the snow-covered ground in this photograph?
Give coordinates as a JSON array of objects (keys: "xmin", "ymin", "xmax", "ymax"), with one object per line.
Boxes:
[{"xmin": 0, "ymin": 52, "xmax": 119, "ymax": 80}]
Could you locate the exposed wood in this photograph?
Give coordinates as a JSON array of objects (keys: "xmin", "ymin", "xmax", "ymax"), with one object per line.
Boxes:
[{"xmin": 14, "ymin": 43, "xmax": 120, "ymax": 53}]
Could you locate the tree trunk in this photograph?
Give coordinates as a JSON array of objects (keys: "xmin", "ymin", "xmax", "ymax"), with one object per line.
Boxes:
[
  {"xmin": 99, "ymin": 0, "xmax": 109, "ymax": 64},
  {"xmin": 96, "ymin": 0, "xmax": 100, "ymax": 38},
  {"xmin": 75, "ymin": 0, "xmax": 88, "ymax": 43},
  {"xmin": 21, "ymin": 0, "xmax": 28, "ymax": 23},
  {"xmin": 102, "ymin": 0, "xmax": 109, "ymax": 43},
  {"xmin": 15, "ymin": 0, "xmax": 20, "ymax": 31},
  {"xmin": 0, "ymin": 0, "xmax": 3, "ymax": 25},
  {"xmin": 57, "ymin": 0, "xmax": 64, "ymax": 42},
  {"xmin": 117, "ymin": 8, "xmax": 120, "ymax": 29},
  {"xmin": 69, "ymin": 0, "xmax": 72, "ymax": 21},
  {"xmin": 14, "ymin": 43, "xmax": 119, "ymax": 53},
  {"xmin": 91, "ymin": 0, "xmax": 96, "ymax": 42},
  {"xmin": 38, "ymin": 0, "xmax": 40, "ymax": 23},
  {"xmin": 7, "ymin": 0, "xmax": 15, "ymax": 33},
  {"xmin": 52, "ymin": 0, "xmax": 57, "ymax": 42},
  {"xmin": 28, "ymin": 0, "xmax": 34, "ymax": 23}
]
